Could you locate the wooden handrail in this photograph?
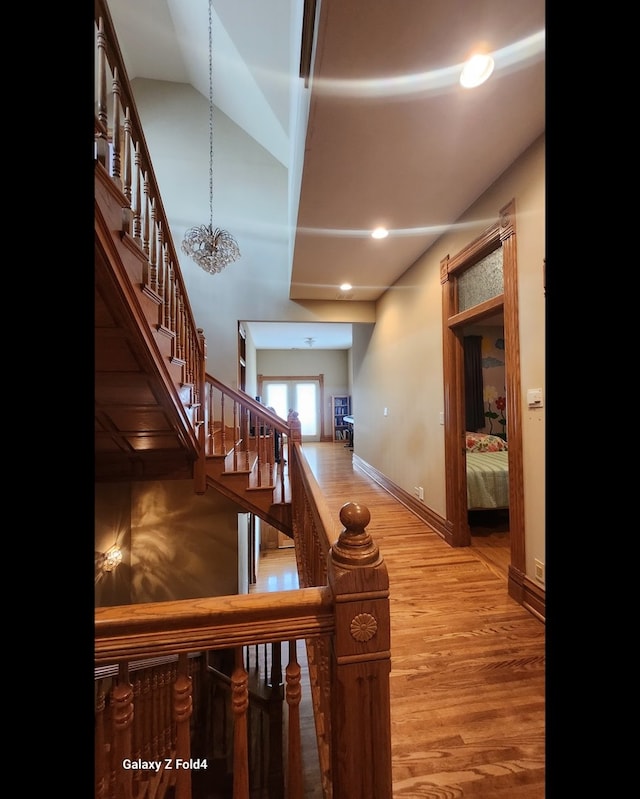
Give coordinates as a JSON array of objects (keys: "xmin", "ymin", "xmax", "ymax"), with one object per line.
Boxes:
[
  {"xmin": 205, "ymin": 373, "xmax": 293, "ymax": 438},
  {"xmin": 95, "ymin": 586, "xmax": 334, "ymax": 664}
]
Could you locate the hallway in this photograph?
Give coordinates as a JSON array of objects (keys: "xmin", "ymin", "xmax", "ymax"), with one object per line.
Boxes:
[{"xmin": 259, "ymin": 441, "xmax": 545, "ymax": 798}]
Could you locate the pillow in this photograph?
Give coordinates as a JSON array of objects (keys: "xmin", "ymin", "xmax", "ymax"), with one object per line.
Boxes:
[{"xmin": 465, "ymin": 432, "xmax": 508, "ymax": 452}]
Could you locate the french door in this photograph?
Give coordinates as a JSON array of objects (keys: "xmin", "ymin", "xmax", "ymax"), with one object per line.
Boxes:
[{"xmin": 259, "ymin": 378, "xmax": 322, "ymax": 442}]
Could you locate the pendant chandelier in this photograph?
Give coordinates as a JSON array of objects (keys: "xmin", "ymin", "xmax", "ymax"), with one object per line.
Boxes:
[{"xmin": 181, "ymin": 1, "xmax": 240, "ymax": 274}]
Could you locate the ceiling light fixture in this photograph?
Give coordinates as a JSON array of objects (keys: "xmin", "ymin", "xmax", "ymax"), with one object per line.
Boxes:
[
  {"xmin": 371, "ymin": 227, "xmax": 388, "ymax": 239},
  {"xmin": 340, "ymin": 283, "xmax": 352, "ymax": 291},
  {"xmin": 459, "ymin": 52, "xmax": 495, "ymax": 88},
  {"xmin": 181, "ymin": 1, "xmax": 240, "ymax": 274}
]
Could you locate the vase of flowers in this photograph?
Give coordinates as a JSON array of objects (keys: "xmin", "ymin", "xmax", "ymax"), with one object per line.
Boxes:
[{"xmin": 483, "ymin": 385, "xmax": 507, "ymax": 439}]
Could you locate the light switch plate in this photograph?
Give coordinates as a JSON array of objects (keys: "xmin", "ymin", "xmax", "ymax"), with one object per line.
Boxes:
[{"xmin": 527, "ymin": 388, "xmax": 543, "ymax": 407}]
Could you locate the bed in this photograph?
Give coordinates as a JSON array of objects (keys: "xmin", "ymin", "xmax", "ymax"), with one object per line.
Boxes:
[{"xmin": 465, "ymin": 432, "xmax": 509, "ymax": 510}]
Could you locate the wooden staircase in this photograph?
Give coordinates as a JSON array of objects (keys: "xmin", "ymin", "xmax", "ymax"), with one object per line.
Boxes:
[{"xmin": 201, "ymin": 394, "xmax": 298, "ymax": 537}]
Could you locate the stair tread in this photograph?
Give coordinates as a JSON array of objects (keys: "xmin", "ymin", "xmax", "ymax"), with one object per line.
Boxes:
[
  {"xmin": 222, "ymin": 450, "xmax": 258, "ymax": 474},
  {"xmin": 204, "ymin": 446, "xmax": 293, "ymax": 535}
]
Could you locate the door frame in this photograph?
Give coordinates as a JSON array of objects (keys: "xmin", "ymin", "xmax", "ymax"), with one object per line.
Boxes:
[{"xmin": 441, "ymin": 199, "xmax": 526, "ymax": 593}]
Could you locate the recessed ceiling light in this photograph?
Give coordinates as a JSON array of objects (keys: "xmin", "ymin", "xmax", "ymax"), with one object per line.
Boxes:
[
  {"xmin": 459, "ymin": 53, "xmax": 494, "ymax": 88},
  {"xmin": 340, "ymin": 282, "xmax": 352, "ymax": 291},
  {"xmin": 371, "ymin": 227, "xmax": 388, "ymax": 239}
]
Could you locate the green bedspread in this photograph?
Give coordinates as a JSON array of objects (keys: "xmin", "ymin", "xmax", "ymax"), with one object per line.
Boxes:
[{"xmin": 466, "ymin": 450, "xmax": 509, "ymax": 509}]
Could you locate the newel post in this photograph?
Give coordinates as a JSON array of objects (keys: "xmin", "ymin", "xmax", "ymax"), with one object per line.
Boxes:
[
  {"xmin": 327, "ymin": 503, "xmax": 393, "ymax": 799},
  {"xmin": 287, "ymin": 409, "xmax": 302, "ymax": 444}
]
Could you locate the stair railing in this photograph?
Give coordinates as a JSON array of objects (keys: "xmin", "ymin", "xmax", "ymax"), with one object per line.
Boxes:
[
  {"xmin": 202, "ymin": 373, "xmax": 298, "ymax": 500},
  {"xmin": 95, "ymin": 487, "xmax": 393, "ymax": 799},
  {"xmin": 95, "ymin": 0, "xmax": 205, "ymax": 473}
]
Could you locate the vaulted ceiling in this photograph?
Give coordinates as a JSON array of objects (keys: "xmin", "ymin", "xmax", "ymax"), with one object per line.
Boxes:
[{"xmin": 105, "ymin": 0, "xmax": 544, "ymax": 348}]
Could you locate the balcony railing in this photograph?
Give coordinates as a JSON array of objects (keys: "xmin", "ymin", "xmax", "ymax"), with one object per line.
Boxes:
[{"xmin": 95, "ymin": 452, "xmax": 393, "ymax": 799}]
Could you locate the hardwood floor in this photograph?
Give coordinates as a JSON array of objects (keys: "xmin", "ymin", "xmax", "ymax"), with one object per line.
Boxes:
[
  {"xmin": 257, "ymin": 442, "xmax": 544, "ymax": 798},
  {"xmin": 469, "ymin": 509, "xmax": 510, "ymax": 581}
]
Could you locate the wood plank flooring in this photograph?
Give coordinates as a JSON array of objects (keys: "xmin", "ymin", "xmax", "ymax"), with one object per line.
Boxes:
[
  {"xmin": 257, "ymin": 442, "xmax": 544, "ymax": 799},
  {"xmin": 468, "ymin": 509, "xmax": 510, "ymax": 581}
]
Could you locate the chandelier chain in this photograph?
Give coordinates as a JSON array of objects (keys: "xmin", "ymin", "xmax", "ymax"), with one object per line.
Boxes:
[
  {"xmin": 180, "ymin": 0, "xmax": 240, "ymax": 274},
  {"xmin": 208, "ymin": 0, "xmax": 214, "ymax": 229}
]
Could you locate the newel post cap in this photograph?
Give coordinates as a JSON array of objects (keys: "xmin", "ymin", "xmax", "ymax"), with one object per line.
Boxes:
[{"xmin": 330, "ymin": 502, "xmax": 381, "ymax": 567}]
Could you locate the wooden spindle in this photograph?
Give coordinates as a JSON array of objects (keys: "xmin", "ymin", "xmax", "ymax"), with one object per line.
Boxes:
[
  {"xmin": 141, "ymin": 670, "xmax": 152, "ymax": 761},
  {"xmin": 95, "ymin": 680, "xmax": 107, "ymax": 799},
  {"xmin": 221, "ymin": 392, "xmax": 227, "ymax": 454},
  {"xmin": 96, "ymin": 19, "xmax": 107, "ymax": 128},
  {"xmin": 171, "ymin": 268, "xmax": 179, "ymax": 340},
  {"xmin": 142, "ymin": 171, "xmax": 150, "ymax": 259},
  {"xmin": 195, "ymin": 329, "xmax": 205, "ymax": 412},
  {"xmin": 231, "ymin": 647, "xmax": 249, "ymax": 799},
  {"xmin": 174, "ymin": 653, "xmax": 193, "ymax": 799},
  {"xmin": 177, "ymin": 290, "xmax": 186, "ymax": 363},
  {"xmin": 163, "ymin": 247, "xmax": 172, "ymax": 330},
  {"xmin": 132, "ymin": 143, "xmax": 142, "ymax": 242},
  {"xmin": 208, "ymin": 383, "xmax": 215, "ymax": 455},
  {"xmin": 188, "ymin": 329, "xmax": 195, "ymax": 387},
  {"xmin": 111, "ymin": 68, "xmax": 121, "ymax": 185},
  {"xmin": 95, "ymin": 18, "xmax": 109, "ymax": 165},
  {"xmin": 256, "ymin": 412, "xmax": 264, "ymax": 487},
  {"xmin": 152, "ymin": 206, "xmax": 161, "ymax": 299},
  {"xmin": 112, "ymin": 663, "xmax": 134, "ymax": 799},
  {"xmin": 131, "ymin": 674, "xmax": 142, "ymax": 794},
  {"xmin": 286, "ymin": 640, "xmax": 304, "ymax": 799},
  {"xmin": 232, "ymin": 403, "xmax": 240, "ymax": 471},
  {"xmin": 122, "ymin": 109, "xmax": 132, "ymax": 206}
]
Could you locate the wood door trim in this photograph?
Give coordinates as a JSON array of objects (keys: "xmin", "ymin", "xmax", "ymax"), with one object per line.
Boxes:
[{"xmin": 440, "ymin": 199, "xmax": 525, "ymax": 582}]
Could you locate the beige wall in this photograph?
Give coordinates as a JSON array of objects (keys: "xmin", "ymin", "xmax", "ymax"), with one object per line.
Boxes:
[
  {"xmin": 95, "ymin": 483, "xmax": 132, "ymax": 607},
  {"xmin": 133, "ymin": 79, "xmax": 376, "ymax": 390},
  {"xmin": 95, "ymin": 481, "xmax": 244, "ymax": 606},
  {"xmin": 352, "ymin": 134, "xmax": 545, "ymax": 581}
]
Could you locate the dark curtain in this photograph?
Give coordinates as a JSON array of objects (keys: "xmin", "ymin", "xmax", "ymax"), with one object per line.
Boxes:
[{"xmin": 464, "ymin": 336, "xmax": 485, "ymax": 431}]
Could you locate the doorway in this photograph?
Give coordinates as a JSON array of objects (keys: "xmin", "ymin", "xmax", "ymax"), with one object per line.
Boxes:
[
  {"xmin": 258, "ymin": 376, "xmax": 323, "ymax": 442},
  {"xmin": 463, "ymin": 315, "xmax": 510, "ymax": 579},
  {"xmin": 441, "ymin": 199, "xmax": 525, "ymax": 597}
]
